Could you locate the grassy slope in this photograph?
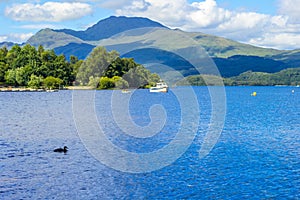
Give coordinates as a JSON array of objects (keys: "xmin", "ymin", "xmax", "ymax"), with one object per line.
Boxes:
[
  {"xmin": 187, "ymin": 32, "xmax": 283, "ymax": 58},
  {"xmin": 27, "ymin": 28, "xmax": 84, "ymax": 49}
]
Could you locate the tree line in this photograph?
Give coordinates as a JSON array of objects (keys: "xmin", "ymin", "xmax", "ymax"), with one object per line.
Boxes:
[
  {"xmin": 0, "ymin": 44, "xmax": 77, "ymax": 89},
  {"xmin": 177, "ymin": 68, "xmax": 300, "ymax": 86},
  {"xmin": 0, "ymin": 44, "xmax": 160, "ymax": 89},
  {"xmin": 76, "ymin": 46, "xmax": 160, "ymax": 89},
  {"xmin": 3, "ymin": 43, "xmax": 299, "ymax": 89}
]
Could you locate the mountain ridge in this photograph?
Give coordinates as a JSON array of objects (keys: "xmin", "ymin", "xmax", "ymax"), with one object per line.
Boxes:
[{"xmin": 54, "ymin": 16, "xmax": 167, "ymax": 41}]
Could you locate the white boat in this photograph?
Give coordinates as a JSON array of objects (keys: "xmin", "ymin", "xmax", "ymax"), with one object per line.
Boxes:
[
  {"xmin": 121, "ymin": 89, "xmax": 131, "ymax": 93},
  {"xmin": 150, "ymin": 81, "xmax": 168, "ymax": 93},
  {"xmin": 46, "ymin": 89, "xmax": 58, "ymax": 92}
]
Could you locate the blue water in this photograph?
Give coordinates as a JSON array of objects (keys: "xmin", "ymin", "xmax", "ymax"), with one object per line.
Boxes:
[{"xmin": 1, "ymin": 86, "xmax": 299, "ymax": 199}]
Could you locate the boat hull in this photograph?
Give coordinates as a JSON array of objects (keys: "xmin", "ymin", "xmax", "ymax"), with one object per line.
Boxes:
[{"xmin": 149, "ymin": 87, "xmax": 168, "ymax": 93}]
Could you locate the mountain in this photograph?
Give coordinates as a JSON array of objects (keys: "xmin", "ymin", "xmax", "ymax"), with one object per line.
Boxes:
[
  {"xmin": 0, "ymin": 41, "xmax": 21, "ymax": 49},
  {"xmin": 55, "ymin": 16, "xmax": 167, "ymax": 41},
  {"xmin": 54, "ymin": 42, "xmax": 95, "ymax": 60},
  {"xmin": 5, "ymin": 16, "xmax": 300, "ymax": 77},
  {"xmin": 27, "ymin": 28, "xmax": 84, "ymax": 49}
]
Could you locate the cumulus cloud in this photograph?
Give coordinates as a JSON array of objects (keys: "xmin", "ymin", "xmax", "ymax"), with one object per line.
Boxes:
[
  {"xmin": 5, "ymin": 2, "xmax": 93, "ymax": 22},
  {"xmin": 100, "ymin": 0, "xmax": 132, "ymax": 9},
  {"xmin": 113, "ymin": 0, "xmax": 300, "ymax": 49},
  {"xmin": 278, "ymin": 0, "xmax": 300, "ymax": 23},
  {"xmin": 20, "ymin": 24, "xmax": 60, "ymax": 30},
  {"xmin": 115, "ymin": 0, "xmax": 273, "ymax": 39},
  {"xmin": 0, "ymin": 33, "xmax": 34, "ymax": 43}
]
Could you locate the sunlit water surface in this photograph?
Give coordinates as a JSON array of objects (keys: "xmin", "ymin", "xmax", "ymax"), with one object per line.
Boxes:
[{"xmin": 1, "ymin": 86, "xmax": 299, "ymax": 199}]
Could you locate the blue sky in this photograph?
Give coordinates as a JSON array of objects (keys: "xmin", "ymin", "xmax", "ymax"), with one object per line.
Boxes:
[{"xmin": 0, "ymin": 0, "xmax": 299, "ymax": 50}]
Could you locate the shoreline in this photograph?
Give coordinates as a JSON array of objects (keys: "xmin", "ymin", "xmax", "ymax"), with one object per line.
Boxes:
[
  {"xmin": 0, "ymin": 86, "xmax": 95, "ymax": 92},
  {"xmin": 1, "ymin": 85, "xmax": 299, "ymax": 92}
]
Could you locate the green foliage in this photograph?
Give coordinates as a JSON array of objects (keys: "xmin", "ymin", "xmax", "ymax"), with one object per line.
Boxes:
[
  {"xmin": 1, "ymin": 44, "xmax": 158, "ymax": 89},
  {"xmin": 0, "ymin": 44, "xmax": 80, "ymax": 87},
  {"xmin": 78, "ymin": 46, "xmax": 160, "ymax": 89},
  {"xmin": 148, "ymin": 73, "xmax": 161, "ymax": 87},
  {"xmin": 98, "ymin": 77, "xmax": 115, "ymax": 89},
  {"xmin": 77, "ymin": 46, "xmax": 119, "ymax": 84},
  {"xmin": 104, "ymin": 57, "xmax": 138, "ymax": 78},
  {"xmin": 15, "ymin": 65, "xmax": 34, "ymax": 86},
  {"xmin": 225, "ymin": 69, "xmax": 300, "ymax": 86},
  {"xmin": 0, "ymin": 46, "xmax": 8, "ymax": 62},
  {"xmin": 28, "ymin": 74, "xmax": 44, "ymax": 89},
  {"xmin": 0, "ymin": 61, "xmax": 9, "ymax": 82},
  {"xmin": 5, "ymin": 69, "xmax": 17, "ymax": 85},
  {"xmin": 97, "ymin": 76, "xmax": 129, "ymax": 89},
  {"xmin": 88, "ymin": 76, "xmax": 100, "ymax": 88},
  {"xmin": 113, "ymin": 76, "xmax": 129, "ymax": 89},
  {"xmin": 178, "ymin": 68, "xmax": 300, "ymax": 86},
  {"xmin": 123, "ymin": 65, "xmax": 153, "ymax": 88},
  {"xmin": 176, "ymin": 74, "xmax": 224, "ymax": 86},
  {"xmin": 43, "ymin": 76, "xmax": 63, "ymax": 89}
]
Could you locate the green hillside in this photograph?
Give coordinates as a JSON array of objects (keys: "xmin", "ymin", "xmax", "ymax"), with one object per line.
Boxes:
[
  {"xmin": 27, "ymin": 28, "xmax": 84, "ymax": 49},
  {"xmin": 188, "ymin": 32, "xmax": 283, "ymax": 58}
]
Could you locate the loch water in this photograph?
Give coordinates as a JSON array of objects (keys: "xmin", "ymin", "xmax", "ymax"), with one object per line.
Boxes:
[{"xmin": 1, "ymin": 86, "xmax": 299, "ymax": 199}]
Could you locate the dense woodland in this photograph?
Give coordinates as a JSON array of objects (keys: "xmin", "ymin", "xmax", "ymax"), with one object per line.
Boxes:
[
  {"xmin": 0, "ymin": 44, "xmax": 77, "ymax": 89},
  {"xmin": 76, "ymin": 46, "xmax": 160, "ymax": 89},
  {"xmin": 0, "ymin": 44, "xmax": 159, "ymax": 89},
  {"xmin": 1, "ymin": 44, "xmax": 300, "ymax": 89}
]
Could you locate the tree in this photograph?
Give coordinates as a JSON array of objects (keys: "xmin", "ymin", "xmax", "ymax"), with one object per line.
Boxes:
[
  {"xmin": 15, "ymin": 65, "xmax": 33, "ymax": 86},
  {"xmin": 113, "ymin": 76, "xmax": 129, "ymax": 89},
  {"xmin": 148, "ymin": 73, "xmax": 161, "ymax": 86},
  {"xmin": 28, "ymin": 74, "xmax": 44, "ymax": 89},
  {"xmin": 104, "ymin": 57, "xmax": 138, "ymax": 78},
  {"xmin": 123, "ymin": 65, "xmax": 153, "ymax": 88},
  {"xmin": 5, "ymin": 69, "xmax": 17, "ymax": 85},
  {"xmin": 6, "ymin": 45, "xmax": 21, "ymax": 68},
  {"xmin": 77, "ymin": 46, "xmax": 119, "ymax": 84},
  {"xmin": 0, "ymin": 62, "xmax": 9, "ymax": 83},
  {"xmin": 98, "ymin": 77, "xmax": 115, "ymax": 89},
  {"xmin": 0, "ymin": 46, "xmax": 8, "ymax": 62},
  {"xmin": 43, "ymin": 76, "xmax": 63, "ymax": 89},
  {"xmin": 88, "ymin": 76, "xmax": 100, "ymax": 87}
]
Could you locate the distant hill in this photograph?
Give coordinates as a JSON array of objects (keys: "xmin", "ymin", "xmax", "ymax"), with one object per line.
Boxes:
[
  {"xmin": 27, "ymin": 28, "xmax": 84, "ymax": 49},
  {"xmin": 270, "ymin": 49, "xmax": 300, "ymax": 67},
  {"xmin": 1, "ymin": 16, "xmax": 299, "ymax": 77},
  {"xmin": 0, "ymin": 41, "xmax": 21, "ymax": 49},
  {"xmin": 213, "ymin": 55, "xmax": 286, "ymax": 77},
  {"xmin": 54, "ymin": 43, "xmax": 95, "ymax": 60}
]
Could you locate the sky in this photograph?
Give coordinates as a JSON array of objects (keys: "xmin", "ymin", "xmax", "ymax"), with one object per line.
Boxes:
[{"xmin": 0, "ymin": 0, "xmax": 300, "ymax": 50}]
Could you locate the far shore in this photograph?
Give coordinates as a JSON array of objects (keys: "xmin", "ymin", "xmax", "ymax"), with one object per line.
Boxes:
[
  {"xmin": 66, "ymin": 86, "xmax": 94, "ymax": 90},
  {"xmin": 0, "ymin": 85, "xmax": 95, "ymax": 92}
]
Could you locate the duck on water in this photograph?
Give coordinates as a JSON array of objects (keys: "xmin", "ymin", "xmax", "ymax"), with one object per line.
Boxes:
[{"xmin": 54, "ymin": 146, "xmax": 68, "ymax": 153}]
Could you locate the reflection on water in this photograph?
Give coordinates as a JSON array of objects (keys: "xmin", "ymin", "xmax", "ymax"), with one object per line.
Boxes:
[{"xmin": 1, "ymin": 87, "xmax": 300, "ymax": 199}]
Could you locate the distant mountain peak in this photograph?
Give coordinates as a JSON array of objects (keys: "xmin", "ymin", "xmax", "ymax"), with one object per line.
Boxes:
[{"xmin": 55, "ymin": 15, "xmax": 167, "ymax": 41}]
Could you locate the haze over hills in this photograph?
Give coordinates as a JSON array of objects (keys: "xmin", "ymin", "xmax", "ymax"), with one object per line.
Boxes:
[{"xmin": 2, "ymin": 16, "xmax": 300, "ymax": 77}]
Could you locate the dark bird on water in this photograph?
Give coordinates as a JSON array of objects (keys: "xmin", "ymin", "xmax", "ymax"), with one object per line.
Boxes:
[{"xmin": 54, "ymin": 146, "xmax": 68, "ymax": 153}]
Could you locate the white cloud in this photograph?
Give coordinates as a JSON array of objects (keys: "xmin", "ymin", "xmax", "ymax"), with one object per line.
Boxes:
[
  {"xmin": 249, "ymin": 33, "xmax": 300, "ymax": 50},
  {"xmin": 116, "ymin": 0, "xmax": 191, "ymax": 27},
  {"xmin": 5, "ymin": 2, "xmax": 93, "ymax": 22},
  {"xmin": 0, "ymin": 36, "xmax": 8, "ymax": 42},
  {"xmin": 0, "ymin": 33, "xmax": 34, "ymax": 43},
  {"xmin": 278, "ymin": 0, "xmax": 300, "ymax": 23},
  {"xmin": 100, "ymin": 0, "xmax": 133, "ymax": 9},
  {"xmin": 114, "ymin": 0, "xmax": 300, "ymax": 49},
  {"xmin": 19, "ymin": 24, "xmax": 60, "ymax": 30}
]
